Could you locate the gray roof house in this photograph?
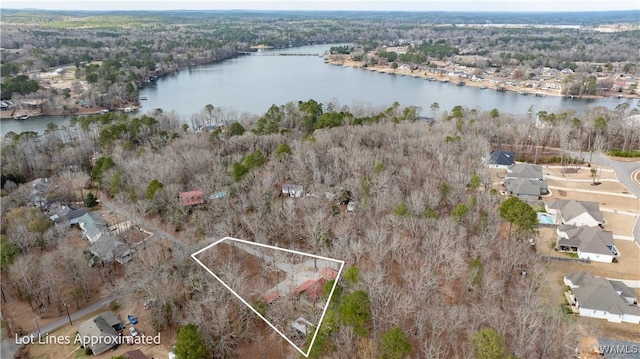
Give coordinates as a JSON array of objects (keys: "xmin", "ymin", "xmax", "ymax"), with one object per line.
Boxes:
[
  {"xmin": 564, "ymin": 272, "xmax": 640, "ymax": 324},
  {"xmin": 29, "ymin": 178, "xmax": 53, "ymax": 208},
  {"xmin": 77, "ymin": 311, "xmax": 121, "ymax": 355},
  {"xmin": 90, "ymin": 235, "xmax": 135, "ymax": 265},
  {"xmin": 546, "ymin": 199, "xmax": 605, "ymax": 227},
  {"xmin": 557, "ymin": 226, "xmax": 617, "ymax": 263},
  {"xmin": 484, "ymin": 150, "xmax": 515, "ymax": 169},
  {"xmin": 504, "ymin": 178, "xmax": 549, "ymax": 201},
  {"xmin": 505, "ymin": 163, "xmax": 544, "ymax": 180}
]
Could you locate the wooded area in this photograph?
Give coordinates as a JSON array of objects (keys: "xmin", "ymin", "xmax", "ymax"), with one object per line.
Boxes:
[{"xmin": 2, "ymin": 98, "xmax": 638, "ymax": 357}]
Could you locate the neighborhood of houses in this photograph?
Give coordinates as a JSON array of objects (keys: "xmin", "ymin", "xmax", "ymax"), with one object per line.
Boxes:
[
  {"xmin": 484, "ymin": 149, "xmax": 640, "ymax": 325},
  {"xmin": 29, "ymin": 177, "xmax": 151, "ymax": 267}
]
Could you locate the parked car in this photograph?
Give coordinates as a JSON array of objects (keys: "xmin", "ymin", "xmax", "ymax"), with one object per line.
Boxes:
[
  {"xmin": 129, "ymin": 327, "xmax": 138, "ymax": 336},
  {"xmin": 127, "ymin": 314, "xmax": 138, "ymax": 324}
]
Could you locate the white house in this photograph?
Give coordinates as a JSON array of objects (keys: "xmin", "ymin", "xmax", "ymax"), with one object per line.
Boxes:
[
  {"xmin": 546, "ymin": 199, "xmax": 605, "ymax": 227},
  {"xmin": 564, "ymin": 272, "xmax": 640, "ymax": 324},
  {"xmin": 556, "ymin": 225, "xmax": 617, "ymax": 263}
]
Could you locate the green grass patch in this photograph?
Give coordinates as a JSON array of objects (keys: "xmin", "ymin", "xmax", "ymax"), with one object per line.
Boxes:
[{"xmin": 608, "ymin": 149, "xmax": 640, "ymax": 158}]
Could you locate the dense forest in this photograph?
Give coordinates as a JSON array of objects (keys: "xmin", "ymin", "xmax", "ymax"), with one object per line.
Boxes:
[{"xmin": 2, "ymin": 98, "xmax": 639, "ymax": 357}]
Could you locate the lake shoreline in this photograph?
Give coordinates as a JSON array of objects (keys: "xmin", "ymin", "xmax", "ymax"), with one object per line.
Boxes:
[{"xmin": 323, "ymin": 56, "xmax": 640, "ymax": 101}]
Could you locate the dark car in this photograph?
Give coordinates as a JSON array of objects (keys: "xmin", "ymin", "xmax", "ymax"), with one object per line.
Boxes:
[{"xmin": 127, "ymin": 314, "xmax": 138, "ymax": 325}]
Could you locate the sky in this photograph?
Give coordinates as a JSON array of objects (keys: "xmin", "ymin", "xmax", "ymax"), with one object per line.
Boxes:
[{"xmin": 3, "ymin": 0, "xmax": 640, "ymax": 12}]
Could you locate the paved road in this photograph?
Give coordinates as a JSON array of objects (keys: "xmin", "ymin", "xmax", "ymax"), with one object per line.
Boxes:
[
  {"xmin": 571, "ymin": 152, "xmax": 640, "ymax": 242},
  {"xmin": 1, "ymin": 195, "xmax": 194, "ymax": 358},
  {"xmin": 1, "ymin": 291, "xmax": 120, "ymax": 358},
  {"xmin": 100, "ymin": 195, "xmax": 191, "ymax": 259}
]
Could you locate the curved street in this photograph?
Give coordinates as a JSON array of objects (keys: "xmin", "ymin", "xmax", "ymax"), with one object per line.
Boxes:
[{"xmin": 572, "ymin": 152, "xmax": 640, "ymax": 242}]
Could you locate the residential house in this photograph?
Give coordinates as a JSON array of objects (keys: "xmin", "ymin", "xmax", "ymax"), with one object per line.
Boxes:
[
  {"xmin": 29, "ymin": 178, "xmax": 53, "ymax": 208},
  {"xmin": 281, "ymin": 184, "xmax": 304, "ymax": 198},
  {"xmin": 77, "ymin": 212, "xmax": 105, "ymax": 243},
  {"xmin": 179, "ymin": 190, "xmax": 205, "ymax": 206},
  {"xmin": 295, "ymin": 278, "xmax": 325, "ymax": 301},
  {"xmin": 545, "ymin": 199, "xmax": 605, "ymax": 227},
  {"xmin": 613, "ymin": 78, "xmax": 637, "ymax": 92},
  {"xmin": 77, "ymin": 311, "xmax": 122, "ymax": 355},
  {"xmin": 505, "ymin": 163, "xmax": 544, "ymax": 180},
  {"xmin": 564, "ymin": 272, "xmax": 640, "ymax": 324},
  {"xmin": 484, "ymin": 150, "xmax": 515, "ymax": 169},
  {"xmin": 90, "ymin": 234, "xmax": 135, "ymax": 265},
  {"xmin": 504, "ymin": 178, "xmax": 548, "ymax": 201},
  {"xmin": 556, "ymin": 225, "xmax": 617, "ymax": 263}
]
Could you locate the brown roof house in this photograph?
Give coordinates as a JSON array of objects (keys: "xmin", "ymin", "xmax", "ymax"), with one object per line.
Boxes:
[
  {"xmin": 179, "ymin": 190, "xmax": 205, "ymax": 206},
  {"xmin": 556, "ymin": 225, "xmax": 617, "ymax": 263},
  {"xmin": 77, "ymin": 311, "xmax": 122, "ymax": 355},
  {"xmin": 295, "ymin": 278, "xmax": 326, "ymax": 301}
]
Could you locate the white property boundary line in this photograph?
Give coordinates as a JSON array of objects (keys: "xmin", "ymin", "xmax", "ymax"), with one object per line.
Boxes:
[{"xmin": 191, "ymin": 236, "xmax": 345, "ymax": 358}]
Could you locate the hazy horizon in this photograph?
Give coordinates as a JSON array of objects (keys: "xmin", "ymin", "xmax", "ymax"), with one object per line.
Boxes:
[{"xmin": 2, "ymin": 0, "xmax": 639, "ymax": 12}]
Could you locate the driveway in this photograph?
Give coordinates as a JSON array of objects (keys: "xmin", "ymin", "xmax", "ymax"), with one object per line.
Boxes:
[
  {"xmin": 1, "ymin": 195, "xmax": 193, "ymax": 358},
  {"xmin": 571, "ymin": 152, "xmax": 640, "ymax": 242}
]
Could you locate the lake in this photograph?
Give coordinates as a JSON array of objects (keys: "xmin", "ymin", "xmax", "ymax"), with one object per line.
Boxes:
[{"xmin": 1, "ymin": 44, "xmax": 636, "ymax": 136}]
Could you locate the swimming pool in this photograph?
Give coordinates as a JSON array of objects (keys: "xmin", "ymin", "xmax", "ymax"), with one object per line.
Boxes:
[{"xmin": 538, "ymin": 213, "xmax": 554, "ymax": 224}]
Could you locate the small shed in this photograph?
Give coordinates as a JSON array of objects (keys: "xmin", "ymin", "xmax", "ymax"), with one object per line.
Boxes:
[
  {"xmin": 179, "ymin": 190, "xmax": 205, "ymax": 206},
  {"xmin": 281, "ymin": 184, "xmax": 304, "ymax": 198},
  {"xmin": 291, "ymin": 317, "xmax": 314, "ymax": 335}
]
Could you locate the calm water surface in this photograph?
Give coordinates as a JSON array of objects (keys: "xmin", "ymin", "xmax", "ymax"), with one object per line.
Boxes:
[{"xmin": 2, "ymin": 44, "xmax": 636, "ymax": 136}]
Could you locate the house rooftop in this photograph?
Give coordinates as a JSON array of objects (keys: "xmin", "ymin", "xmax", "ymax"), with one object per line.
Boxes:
[
  {"xmin": 506, "ymin": 163, "xmax": 543, "ymax": 179},
  {"xmin": 179, "ymin": 190, "xmax": 205, "ymax": 206},
  {"xmin": 565, "ymin": 272, "xmax": 640, "ymax": 317},
  {"xmin": 559, "ymin": 226, "xmax": 614, "ymax": 257},
  {"xmin": 486, "ymin": 150, "xmax": 515, "ymax": 166},
  {"xmin": 547, "ymin": 199, "xmax": 604, "ymax": 224}
]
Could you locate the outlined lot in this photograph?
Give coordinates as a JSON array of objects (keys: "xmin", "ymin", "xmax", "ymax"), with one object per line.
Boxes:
[{"xmin": 191, "ymin": 237, "xmax": 344, "ymax": 357}]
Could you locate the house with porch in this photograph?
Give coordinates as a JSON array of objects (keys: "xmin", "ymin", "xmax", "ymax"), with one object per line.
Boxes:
[
  {"xmin": 556, "ymin": 225, "xmax": 617, "ymax": 263},
  {"xmin": 89, "ymin": 234, "xmax": 135, "ymax": 265},
  {"xmin": 564, "ymin": 272, "xmax": 640, "ymax": 324},
  {"xmin": 545, "ymin": 199, "xmax": 605, "ymax": 227}
]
